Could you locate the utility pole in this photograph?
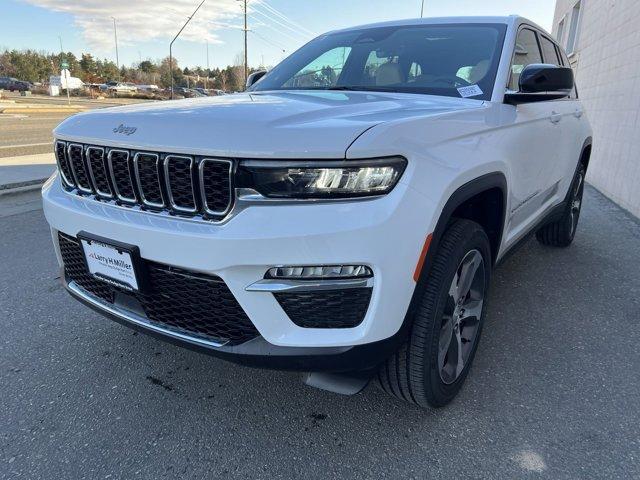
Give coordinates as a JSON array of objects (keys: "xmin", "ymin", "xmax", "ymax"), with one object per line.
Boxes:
[
  {"xmin": 111, "ymin": 17, "xmax": 120, "ymax": 77},
  {"xmin": 58, "ymin": 36, "xmax": 71, "ymax": 105},
  {"xmin": 169, "ymin": 0, "xmax": 206, "ymax": 99},
  {"xmin": 243, "ymin": 0, "xmax": 248, "ymax": 85},
  {"xmin": 206, "ymin": 40, "xmax": 209, "ymax": 89}
]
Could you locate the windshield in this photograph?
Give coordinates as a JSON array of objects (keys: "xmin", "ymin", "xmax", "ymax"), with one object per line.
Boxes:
[{"xmin": 251, "ymin": 23, "xmax": 507, "ymax": 101}]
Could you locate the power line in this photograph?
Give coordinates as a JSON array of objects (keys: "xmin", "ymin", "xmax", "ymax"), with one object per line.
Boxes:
[
  {"xmin": 251, "ymin": 4, "xmax": 311, "ymax": 40},
  {"xmin": 258, "ymin": 1, "xmax": 316, "ymax": 36},
  {"xmin": 250, "ymin": 30, "xmax": 287, "ymax": 53},
  {"xmin": 249, "ymin": 12, "xmax": 308, "ymax": 44},
  {"xmin": 169, "ymin": 0, "xmax": 206, "ymax": 99}
]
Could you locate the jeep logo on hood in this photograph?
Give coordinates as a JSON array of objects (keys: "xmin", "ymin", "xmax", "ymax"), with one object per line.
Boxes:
[{"xmin": 113, "ymin": 124, "xmax": 137, "ymax": 136}]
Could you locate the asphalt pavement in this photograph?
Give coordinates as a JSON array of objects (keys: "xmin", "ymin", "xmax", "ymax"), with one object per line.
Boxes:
[
  {"xmin": 0, "ymin": 93, "xmax": 150, "ymax": 158},
  {"xmin": 1, "ymin": 187, "xmax": 639, "ymax": 479}
]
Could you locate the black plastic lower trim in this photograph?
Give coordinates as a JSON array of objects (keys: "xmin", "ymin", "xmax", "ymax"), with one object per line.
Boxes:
[{"xmin": 65, "ymin": 276, "xmax": 403, "ymax": 373}]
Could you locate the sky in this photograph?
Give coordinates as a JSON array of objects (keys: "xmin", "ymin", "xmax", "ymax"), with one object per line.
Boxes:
[{"xmin": 0, "ymin": 0, "xmax": 557, "ymax": 70}]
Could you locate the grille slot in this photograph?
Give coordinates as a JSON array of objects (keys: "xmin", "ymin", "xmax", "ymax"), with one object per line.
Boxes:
[
  {"xmin": 86, "ymin": 147, "xmax": 112, "ymax": 198},
  {"xmin": 274, "ymin": 288, "xmax": 372, "ymax": 329},
  {"xmin": 108, "ymin": 149, "xmax": 136, "ymax": 203},
  {"xmin": 68, "ymin": 144, "xmax": 92, "ymax": 193},
  {"xmin": 200, "ymin": 159, "xmax": 233, "ymax": 216},
  {"xmin": 165, "ymin": 155, "xmax": 197, "ymax": 213},
  {"xmin": 55, "ymin": 141, "xmax": 75, "ymax": 188},
  {"xmin": 134, "ymin": 153, "xmax": 164, "ymax": 208},
  {"xmin": 54, "ymin": 141, "xmax": 233, "ymax": 221},
  {"xmin": 58, "ymin": 233, "xmax": 259, "ymax": 345}
]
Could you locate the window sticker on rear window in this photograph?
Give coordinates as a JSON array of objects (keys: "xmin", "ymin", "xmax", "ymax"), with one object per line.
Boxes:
[{"xmin": 457, "ymin": 84, "xmax": 483, "ymax": 98}]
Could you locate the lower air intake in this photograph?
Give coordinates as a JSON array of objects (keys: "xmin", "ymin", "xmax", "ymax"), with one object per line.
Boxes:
[
  {"xmin": 274, "ymin": 288, "xmax": 372, "ymax": 329},
  {"xmin": 58, "ymin": 233, "xmax": 259, "ymax": 345}
]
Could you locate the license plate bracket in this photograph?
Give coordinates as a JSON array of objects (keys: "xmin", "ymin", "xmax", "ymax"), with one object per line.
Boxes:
[{"xmin": 78, "ymin": 231, "xmax": 148, "ymax": 293}]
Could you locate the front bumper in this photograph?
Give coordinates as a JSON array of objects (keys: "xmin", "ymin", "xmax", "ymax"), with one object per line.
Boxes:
[
  {"xmin": 43, "ymin": 172, "xmax": 436, "ymax": 352},
  {"xmin": 65, "ymin": 276, "xmax": 403, "ymax": 372}
]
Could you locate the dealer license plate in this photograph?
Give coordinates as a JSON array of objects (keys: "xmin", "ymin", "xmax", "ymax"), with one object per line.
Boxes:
[{"xmin": 80, "ymin": 237, "xmax": 140, "ymax": 291}]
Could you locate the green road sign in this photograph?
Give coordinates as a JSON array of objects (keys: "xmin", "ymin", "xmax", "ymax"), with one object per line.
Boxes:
[{"xmin": 61, "ymin": 61, "xmax": 69, "ymax": 69}]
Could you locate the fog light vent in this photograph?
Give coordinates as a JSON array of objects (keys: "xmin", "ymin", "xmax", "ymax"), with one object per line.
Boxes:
[{"xmin": 266, "ymin": 265, "xmax": 372, "ymax": 280}]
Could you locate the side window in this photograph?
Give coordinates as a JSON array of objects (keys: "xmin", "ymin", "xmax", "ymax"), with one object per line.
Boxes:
[
  {"xmin": 539, "ymin": 35, "xmax": 562, "ymax": 66},
  {"xmin": 508, "ymin": 28, "xmax": 543, "ymax": 91}
]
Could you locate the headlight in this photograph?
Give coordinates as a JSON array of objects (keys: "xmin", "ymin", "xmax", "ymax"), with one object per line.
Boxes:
[{"xmin": 237, "ymin": 157, "xmax": 406, "ymax": 199}]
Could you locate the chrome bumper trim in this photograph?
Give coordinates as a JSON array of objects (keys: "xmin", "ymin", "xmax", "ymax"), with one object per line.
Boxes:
[
  {"xmin": 245, "ymin": 277, "xmax": 373, "ymax": 293},
  {"xmin": 65, "ymin": 280, "xmax": 226, "ymax": 348}
]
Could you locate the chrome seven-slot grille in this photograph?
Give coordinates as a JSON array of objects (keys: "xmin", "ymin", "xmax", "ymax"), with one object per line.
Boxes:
[{"xmin": 55, "ymin": 141, "xmax": 233, "ymax": 220}]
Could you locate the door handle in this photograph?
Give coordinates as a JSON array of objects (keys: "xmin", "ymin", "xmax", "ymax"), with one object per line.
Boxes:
[
  {"xmin": 550, "ymin": 112, "xmax": 562, "ymax": 124},
  {"xmin": 574, "ymin": 109, "xmax": 584, "ymax": 118}
]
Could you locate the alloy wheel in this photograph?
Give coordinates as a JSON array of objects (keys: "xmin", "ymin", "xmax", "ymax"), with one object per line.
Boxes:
[
  {"xmin": 570, "ymin": 169, "xmax": 585, "ymax": 237},
  {"xmin": 438, "ymin": 249, "xmax": 486, "ymax": 385}
]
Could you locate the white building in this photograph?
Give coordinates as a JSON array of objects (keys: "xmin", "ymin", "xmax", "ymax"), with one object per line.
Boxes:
[{"xmin": 552, "ymin": 0, "xmax": 640, "ymax": 218}]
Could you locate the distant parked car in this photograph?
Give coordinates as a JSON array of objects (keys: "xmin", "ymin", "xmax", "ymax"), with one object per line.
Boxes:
[
  {"xmin": 0, "ymin": 77, "xmax": 32, "ymax": 92},
  {"xmin": 137, "ymin": 84, "xmax": 160, "ymax": 93},
  {"xmin": 107, "ymin": 82, "xmax": 138, "ymax": 96},
  {"xmin": 171, "ymin": 87, "xmax": 206, "ymax": 98}
]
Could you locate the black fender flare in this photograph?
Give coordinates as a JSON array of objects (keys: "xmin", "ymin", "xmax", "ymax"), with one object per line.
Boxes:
[{"xmin": 390, "ymin": 172, "xmax": 508, "ymax": 348}]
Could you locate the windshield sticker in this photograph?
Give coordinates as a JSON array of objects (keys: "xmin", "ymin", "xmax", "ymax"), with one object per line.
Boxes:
[{"xmin": 457, "ymin": 85, "xmax": 483, "ymax": 98}]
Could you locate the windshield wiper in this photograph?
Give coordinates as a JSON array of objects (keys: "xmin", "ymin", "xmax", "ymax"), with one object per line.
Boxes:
[{"xmin": 324, "ymin": 86, "xmax": 360, "ymax": 91}]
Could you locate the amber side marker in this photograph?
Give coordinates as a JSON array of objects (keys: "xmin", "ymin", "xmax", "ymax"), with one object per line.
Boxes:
[{"xmin": 413, "ymin": 233, "xmax": 433, "ymax": 282}]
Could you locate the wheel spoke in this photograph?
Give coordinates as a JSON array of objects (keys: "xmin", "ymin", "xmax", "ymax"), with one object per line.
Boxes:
[
  {"xmin": 438, "ymin": 315, "xmax": 454, "ymax": 369},
  {"xmin": 574, "ymin": 174, "xmax": 584, "ymax": 197},
  {"xmin": 454, "ymin": 329, "xmax": 464, "ymax": 378},
  {"xmin": 457, "ymin": 253, "xmax": 481, "ymax": 299},
  {"xmin": 461, "ymin": 298, "xmax": 483, "ymax": 321},
  {"xmin": 448, "ymin": 270, "xmax": 461, "ymax": 302}
]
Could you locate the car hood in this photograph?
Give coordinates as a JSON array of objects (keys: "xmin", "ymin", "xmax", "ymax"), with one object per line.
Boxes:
[{"xmin": 54, "ymin": 91, "xmax": 483, "ymax": 158}]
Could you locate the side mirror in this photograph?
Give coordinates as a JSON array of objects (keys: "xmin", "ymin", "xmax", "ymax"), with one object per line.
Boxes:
[
  {"xmin": 246, "ymin": 70, "xmax": 267, "ymax": 89},
  {"xmin": 505, "ymin": 64, "xmax": 574, "ymax": 105}
]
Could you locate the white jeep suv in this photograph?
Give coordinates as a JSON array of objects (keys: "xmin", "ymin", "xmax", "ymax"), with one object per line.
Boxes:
[{"xmin": 43, "ymin": 16, "xmax": 592, "ymax": 408}]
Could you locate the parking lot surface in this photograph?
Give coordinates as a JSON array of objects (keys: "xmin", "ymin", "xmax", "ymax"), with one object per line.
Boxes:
[
  {"xmin": 0, "ymin": 94, "xmax": 150, "ymax": 158},
  {"xmin": 1, "ymin": 187, "xmax": 638, "ymax": 479}
]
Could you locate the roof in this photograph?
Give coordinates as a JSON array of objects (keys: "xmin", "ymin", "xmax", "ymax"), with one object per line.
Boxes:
[{"xmin": 328, "ymin": 15, "xmax": 543, "ymax": 35}]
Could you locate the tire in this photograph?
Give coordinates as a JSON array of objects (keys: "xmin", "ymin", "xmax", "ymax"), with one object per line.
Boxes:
[
  {"xmin": 377, "ymin": 219, "xmax": 492, "ymax": 408},
  {"xmin": 536, "ymin": 164, "xmax": 586, "ymax": 247}
]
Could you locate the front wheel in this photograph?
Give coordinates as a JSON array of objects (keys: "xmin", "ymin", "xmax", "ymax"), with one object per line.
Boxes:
[{"xmin": 377, "ymin": 219, "xmax": 492, "ymax": 408}]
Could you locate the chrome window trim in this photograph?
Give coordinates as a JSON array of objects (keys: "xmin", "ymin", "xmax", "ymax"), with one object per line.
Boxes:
[
  {"xmin": 67, "ymin": 143, "xmax": 93, "ymax": 194},
  {"xmin": 85, "ymin": 146, "xmax": 113, "ymax": 199},
  {"xmin": 54, "ymin": 140, "xmax": 75, "ymax": 188},
  {"xmin": 198, "ymin": 158, "xmax": 234, "ymax": 217},
  {"xmin": 245, "ymin": 277, "xmax": 374, "ymax": 292},
  {"xmin": 133, "ymin": 152, "xmax": 165, "ymax": 209},
  {"xmin": 65, "ymin": 280, "xmax": 227, "ymax": 348},
  {"xmin": 164, "ymin": 155, "xmax": 198, "ymax": 213},
  {"xmin": 107, "ymin": 149, "xmax": 137, "ymax": 204}
]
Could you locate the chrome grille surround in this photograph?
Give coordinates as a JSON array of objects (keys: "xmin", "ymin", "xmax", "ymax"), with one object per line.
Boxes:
[
  {"xmin": 85, "ymin": 146, "xmax": 113, "ymax": 199},
  {"xmin": 133, "ymin": 152, "xmax": 164, "ymax": 209},
  {"xmin": 55, "ymin": 140, "xmax": 233, "ymax": 222},
  {"xmin": 54, "ymin": 140, "xmax": 75, "ymax": 188},
  {"xmin": 164, "ymin": 155, "xmax": 197, "ymax": 213},
  {"xmin": 107, "ymin": 149, "xmax": 136, "ymax": 204},
  {"xmin": 67, "ymin": 143, "xmax": 93, "ymax": 194},
  {"xmin": 199, "ymin": 158, "xmax": 234, "ymax": 216}
]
